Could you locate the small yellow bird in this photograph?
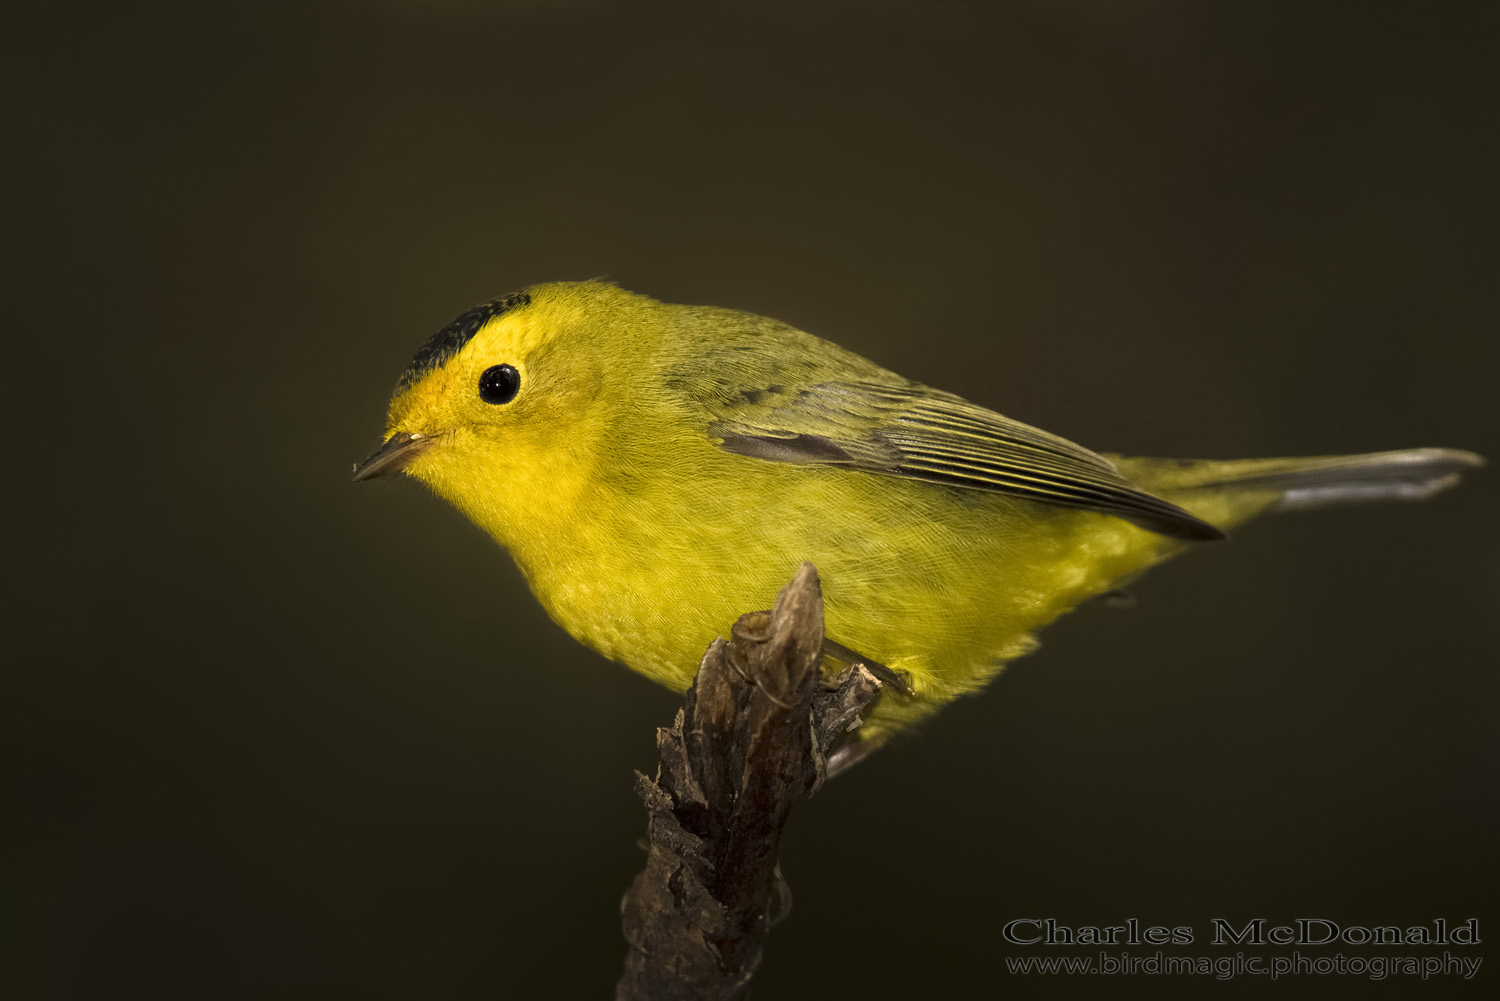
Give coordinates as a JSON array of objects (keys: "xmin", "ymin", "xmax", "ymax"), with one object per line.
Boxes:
[{"xmin": 355, "ymin": 281, "xmax": 1481, "ymax": 744}]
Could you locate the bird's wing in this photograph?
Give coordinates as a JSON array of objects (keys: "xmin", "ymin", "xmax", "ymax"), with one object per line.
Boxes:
[{"xmin": 707, "ymin": 380, "xmax": 1224, "ymax": 541}]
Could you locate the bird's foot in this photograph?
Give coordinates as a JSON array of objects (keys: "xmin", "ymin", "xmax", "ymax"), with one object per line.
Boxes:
[{"xmin": 820, "ymin": 637, "xmax": 913, "ymax": 696}]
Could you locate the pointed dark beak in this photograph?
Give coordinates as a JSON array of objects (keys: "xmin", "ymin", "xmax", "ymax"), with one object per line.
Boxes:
[{"xmin": 352, "ymin": 432, "xmax": 436, "ymax": 482}]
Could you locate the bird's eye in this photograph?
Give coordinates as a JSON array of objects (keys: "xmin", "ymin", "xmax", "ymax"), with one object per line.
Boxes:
[{"xmin": 478, "ymin": 364, "xmax": 520, "ymax": 404}]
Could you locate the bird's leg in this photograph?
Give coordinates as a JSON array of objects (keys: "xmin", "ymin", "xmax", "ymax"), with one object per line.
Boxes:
[
  {"xmin": 820, "ymin": 637, "xmax": 913, "ymax": 696},
  {"xmin": 814, "ymin": 638, "xmax": 907, "ymax": 777}
]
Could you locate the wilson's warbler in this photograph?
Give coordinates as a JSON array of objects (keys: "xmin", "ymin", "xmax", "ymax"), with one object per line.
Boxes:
[{"xmin": 355, "ymin": 281, "xmax": 1481, "ymax": 742}]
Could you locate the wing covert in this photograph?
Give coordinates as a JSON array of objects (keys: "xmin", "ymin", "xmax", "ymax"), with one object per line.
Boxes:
[{"xmin": 709, "ymin": 380, "xmax": 1224, "ymax": 541}]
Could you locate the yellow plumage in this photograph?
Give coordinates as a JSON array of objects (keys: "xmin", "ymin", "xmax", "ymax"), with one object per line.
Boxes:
[{"xmin": 356, "ymin": 281, "xmax": 1481, "ymax": 737}]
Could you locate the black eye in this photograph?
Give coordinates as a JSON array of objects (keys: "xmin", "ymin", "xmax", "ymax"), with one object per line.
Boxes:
[{"xmin": 478, "ymin": 364, "xmax": 520, "ymax": 404}]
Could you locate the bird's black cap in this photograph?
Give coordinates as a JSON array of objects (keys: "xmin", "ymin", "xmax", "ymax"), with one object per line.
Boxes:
[{"xmin": 396, "ymin": 290, "xmax": 531, "ymax": 393}]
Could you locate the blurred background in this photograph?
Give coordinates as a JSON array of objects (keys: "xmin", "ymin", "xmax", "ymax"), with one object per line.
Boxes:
[{"xmin": 5, "ymin": 2, "xmax": 1496, "ymax": 998}]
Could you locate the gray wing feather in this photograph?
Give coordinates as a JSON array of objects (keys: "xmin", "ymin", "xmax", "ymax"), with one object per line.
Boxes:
[{"xmin": 710, "ymin": 380, "xmax": 1224, "ymax": 541}]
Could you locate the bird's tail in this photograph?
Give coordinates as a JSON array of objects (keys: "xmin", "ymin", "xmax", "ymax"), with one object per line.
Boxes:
[{"xmin": 1114, "ymin": 448, "xmax": 1484, "ymax": 534}]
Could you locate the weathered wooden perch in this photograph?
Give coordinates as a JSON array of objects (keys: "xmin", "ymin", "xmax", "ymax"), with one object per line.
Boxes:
[{"xmin": 616, "ymin": 562, "xmax": 884, "ymax": 1001}]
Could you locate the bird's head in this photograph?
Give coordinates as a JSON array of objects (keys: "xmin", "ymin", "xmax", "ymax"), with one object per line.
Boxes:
[{"xmin": 354, "ymin": 281, "xmax": 662, "ymax": 547}]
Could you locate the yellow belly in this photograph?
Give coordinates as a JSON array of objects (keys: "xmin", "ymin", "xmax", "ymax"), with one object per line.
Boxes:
[{"xmin": 514, "ymin": 454, "xmax": 1193, "ymax": 733}]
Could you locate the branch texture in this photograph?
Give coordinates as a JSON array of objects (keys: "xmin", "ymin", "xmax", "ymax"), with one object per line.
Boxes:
[{"xmin": 616, "ymin": 563, "xmax": 882, "ymax": 1001}]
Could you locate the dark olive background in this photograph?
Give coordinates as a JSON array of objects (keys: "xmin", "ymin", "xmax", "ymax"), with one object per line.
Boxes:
[{"xmin": 6, "ymin": 2, "xmax": 1497, "ymax": 999}]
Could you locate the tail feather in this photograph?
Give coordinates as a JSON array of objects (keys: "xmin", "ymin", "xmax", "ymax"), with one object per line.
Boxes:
[
  {"xmin": 1186, "ymin": 448, "xmax": 1484, "ymax": 511},
  {"xmin": 1114, "ymin": 448, "xmax": 1484, "ymax": 534}
]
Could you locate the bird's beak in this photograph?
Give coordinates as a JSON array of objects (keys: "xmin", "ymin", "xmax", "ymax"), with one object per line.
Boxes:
[{"xmin": 352, "ymin": 432, "xmax": 436, "ymax": 482}]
